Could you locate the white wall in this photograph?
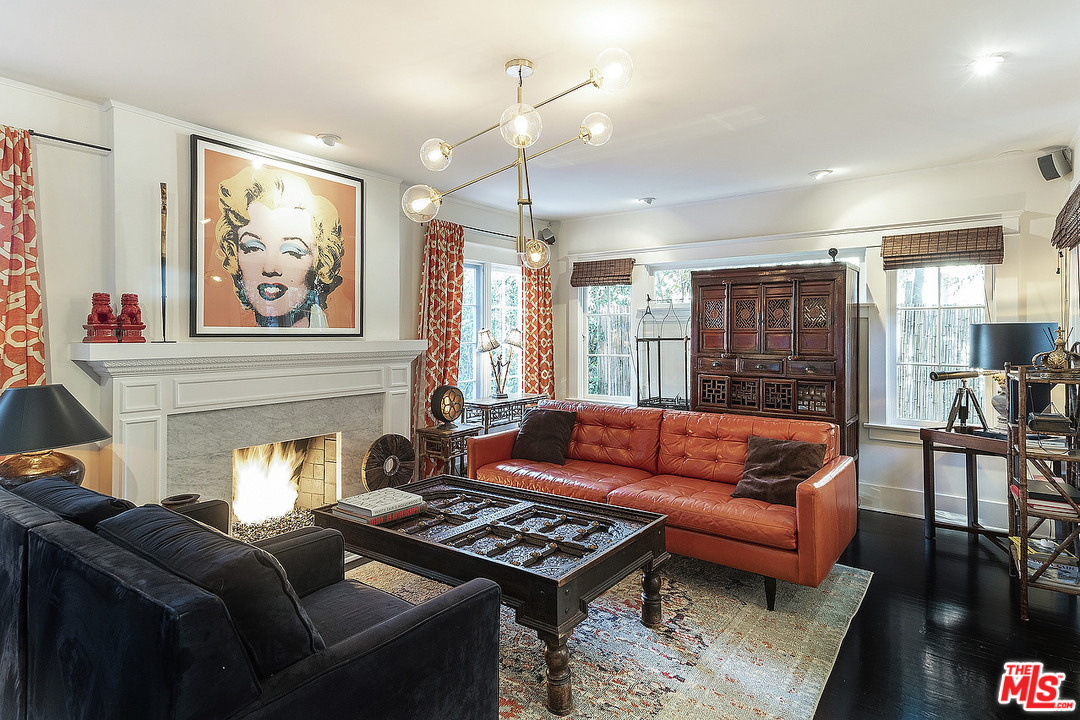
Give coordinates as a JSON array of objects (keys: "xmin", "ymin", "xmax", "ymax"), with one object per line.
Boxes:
[
  {"xmin": 555, "ymin": 153, "xmax": 1074, "ymax": 522},
  {"xmin": 1, "ymin": 77, "xmax": 414, "ymax": 493}
]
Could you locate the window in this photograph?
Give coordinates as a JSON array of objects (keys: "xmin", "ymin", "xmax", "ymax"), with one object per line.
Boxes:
[
  {"xmin": 583, "ymin": 285, "xmax": 633, "ymax": 401},
  {"xmin": 652, "ymin": 268, "xmax": 692, "ymax": 304},
  {"xmin": 457, "ymin": 262, "xmax": 522, "ymax": 400},
  {"xmin": 893, "ymin": 265, "xmax": 987, "ymax": 425}
]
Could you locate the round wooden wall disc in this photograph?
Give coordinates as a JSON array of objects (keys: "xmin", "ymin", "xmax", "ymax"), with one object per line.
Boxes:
[{"xmin": 362, "ymin": 434, "xmax": 416, "ymax": 490}]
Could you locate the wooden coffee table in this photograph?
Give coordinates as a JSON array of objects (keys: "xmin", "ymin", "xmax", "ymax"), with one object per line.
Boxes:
[{"xmin": 313, "ymin": 475, "xmax": 668, "ymax": 716}]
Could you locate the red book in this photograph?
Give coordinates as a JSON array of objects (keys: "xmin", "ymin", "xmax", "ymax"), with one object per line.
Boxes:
[{"xmin": 333, "ymin": 502, "xmax": 427, "ymax": 525}]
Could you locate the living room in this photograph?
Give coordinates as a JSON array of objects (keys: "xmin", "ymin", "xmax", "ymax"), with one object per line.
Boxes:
[{"xmin": 1, "ymin": 2, "xmax": 1079, "ymax": 719}]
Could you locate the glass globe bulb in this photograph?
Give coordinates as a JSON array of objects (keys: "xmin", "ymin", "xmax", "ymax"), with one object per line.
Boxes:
[
  {"xmin": 594, "ymin": 48, "xmax": 633, "ymax": 92},
  {"xmin": 499, "ymin": 103, "xmax": 542, "ymax": 148},
  {"xmin": 580, "ymin": 112, "xmax": 613, "ymax": 146},
  {"xmin": 521, "ymin": 238, "xmax": 550, "ymax": 270},
  {"xmin": 401, "ymin": 184, "xmax": 441, "ymax": 223},
  {"xmin": 420, "ymin": 138, "xmax": 452, "ymax": 171}
]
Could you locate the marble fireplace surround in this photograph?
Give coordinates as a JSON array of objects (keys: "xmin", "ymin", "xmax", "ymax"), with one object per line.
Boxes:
[{"xmin": 71, "ymin": 340, "xmax": 426, "ymax": 506}]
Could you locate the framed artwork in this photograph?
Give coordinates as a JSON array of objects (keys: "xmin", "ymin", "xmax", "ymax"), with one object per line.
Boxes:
[{"xmin": 190, "ymin": 135, "xmax": 364, "ymax": 336}]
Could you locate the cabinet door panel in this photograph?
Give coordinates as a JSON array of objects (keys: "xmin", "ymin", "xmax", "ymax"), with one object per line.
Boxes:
[
  {"xmin": 763, "ymin": 283, "xmax": 794, "ymax": 354},
  {"xmin": 698, "ymin": 287, "xmax": 728, "ymax": 353},
  {"xmin": 797, "ymin": 282, "xmax": 835, "ymax": 357},
  {"xmin": 730, "ymin": 286, "xmax": 761, "ymax": 353},
  {"xmin": 696, "ymin": 373, "xmax": 729, "ymax": 409}
]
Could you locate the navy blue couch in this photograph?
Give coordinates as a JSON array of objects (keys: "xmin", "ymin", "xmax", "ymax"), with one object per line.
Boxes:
[{"xmin": 0, "ymin": 478, "xmax": 501, "ymax": 720}]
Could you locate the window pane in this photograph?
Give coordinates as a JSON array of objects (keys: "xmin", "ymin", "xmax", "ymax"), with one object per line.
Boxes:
[
  {"xmin": 653, "ymin": 269, "xmax": 692, "ymax": 304},
  {"xmin": 896, "ymin": 309, "xmax": 936, "ymax": 364},
  {"xmin": 584, "ymin": 284, "xmax": 632, "ymax": 400},
  {"xmin": 897, "ymin": 267, "xmax": 939, "ymax": 308},
  {"xmin": 940, "ymin": 266, "xmax": 985, "ymax": 307}
]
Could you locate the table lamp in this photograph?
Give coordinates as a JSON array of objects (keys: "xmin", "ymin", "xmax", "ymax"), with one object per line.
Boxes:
[
  {"xmin": 969, "ymin": 322, "xmax": 1058, "ymax": 424},
  {"xmin": 0, "ymin": 384, "xmax": 111, "ymax": 487}
]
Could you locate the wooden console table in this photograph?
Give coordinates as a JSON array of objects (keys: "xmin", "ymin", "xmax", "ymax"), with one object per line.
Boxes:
[
  {"xmin": 464, "ymin": 392, "xmax": 546, "ymax": 433},
  {"xmin": 415, "ymin": 423, "xmax": 482, "ymax": 478},
  {"xmin": 921, "ymin": 427, "xmax": 1009, "ymax": 547}
]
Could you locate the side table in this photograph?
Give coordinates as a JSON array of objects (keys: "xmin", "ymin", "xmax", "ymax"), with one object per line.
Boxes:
[
  {"xmin": 921, "ymin": 427, "xmax": 1009, "ymax": 550},
  {"xmin": 416, "ymin": 423, "xmax": 482, "ymax": 478},
  {"xmin": 464, "ymin": 392, "xmax": 546, "ymax": 433}
]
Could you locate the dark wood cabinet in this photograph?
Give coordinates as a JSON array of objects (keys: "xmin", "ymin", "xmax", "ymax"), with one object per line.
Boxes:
[{"xmin": 691, "ymin": 263, "xmax": 859, "ymax": 459}]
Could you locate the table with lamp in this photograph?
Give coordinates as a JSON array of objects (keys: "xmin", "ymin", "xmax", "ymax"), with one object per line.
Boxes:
[
  {"xmin": 921, "ymin": 321, "xmax": 1057, "ymax": 543},
  {"xmin": 465, "ymin": 328, "xmax": 546, "ymax": 433}
]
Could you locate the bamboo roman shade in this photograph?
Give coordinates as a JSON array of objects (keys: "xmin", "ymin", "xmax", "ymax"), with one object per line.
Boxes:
[
  {"xmin": 880, "ymin": 226, "xmax": 1004, "ymax": 271},
  {"xmin": 1051, "ymin": 183, "xmax": 1080, "ymax": 251},
  {"xmin": 569, "ymin": 258, "xmax": 635, "ymax": 287}
]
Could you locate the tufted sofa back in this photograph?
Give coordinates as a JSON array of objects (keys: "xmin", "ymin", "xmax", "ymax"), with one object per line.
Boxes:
[
  {"xmin": 657, "ymin": 410, "xmax": 839, "ymax": 484},
  {"xmin": 537, "ymin": 400, "xmax": 664, "ymax": 474}
]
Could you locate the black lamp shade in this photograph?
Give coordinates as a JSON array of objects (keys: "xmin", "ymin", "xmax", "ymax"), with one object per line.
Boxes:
[
  {"xmin": 0, "ymin": 384, "xmax": 111, "ymax": 454},
  {"xmin": 969, "ymin": 322, "xmax": 1058, "ymax": 370}
]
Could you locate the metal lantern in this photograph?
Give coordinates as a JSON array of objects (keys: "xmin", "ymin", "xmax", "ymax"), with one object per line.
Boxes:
[{"xmin": 635, "ymin": 295, "xmax": 690, "ymax": 409}]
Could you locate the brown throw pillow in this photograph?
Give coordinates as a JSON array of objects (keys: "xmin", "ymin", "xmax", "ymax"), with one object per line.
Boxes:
[
  {"xmin": 511, "ymin": 409, "xmax": 576, "ymax": 465},
  {"xmin": 730, "ymin": 435, "xmax": 827, "ymax": 507}
]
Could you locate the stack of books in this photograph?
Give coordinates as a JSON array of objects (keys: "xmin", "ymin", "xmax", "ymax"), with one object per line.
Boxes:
[
  {"xmin": 1011, "ymin": 477, "xmax": 1080, "ymax": 515},
  {"xmin": 334, "ymin": 487, "xmax": 426, "ymax": 525},
  {"xmin": 1010, "ymin": 535, "xmax": 1079, "ymax": 588}
]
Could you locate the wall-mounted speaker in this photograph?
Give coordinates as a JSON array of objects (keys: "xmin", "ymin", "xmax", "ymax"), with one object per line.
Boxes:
[
  {"xmin": 538, "ymin": 227, "xmax": 556, "ymax": 244},
  {"xmin": 1038, "ymin": 148, "xmax": 1072, "ymax": 181}
]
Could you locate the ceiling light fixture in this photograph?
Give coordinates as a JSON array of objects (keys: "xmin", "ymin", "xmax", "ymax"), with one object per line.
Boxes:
[
  {"xmin": 970, "ymin": 53, "xmax": 1005, "ymax": 75},
  {"xmin": 636, "ymin": 196, "xmax": 655, "ymax": 205},
  {"xmin": 402, "ymin": 49, "xmax": 633, "ymax": 269},
  {"xmin": 810, "ymin": 169, "xmax": 833, "ymax": 181},
  {"xmin": 316, "ymin": 133, "xmax": 341, "ymax": 147}
]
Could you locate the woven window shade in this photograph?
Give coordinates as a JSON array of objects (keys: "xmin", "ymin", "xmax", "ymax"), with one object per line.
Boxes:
[
  {"xmin": 1051, "ymin": 183, "xmax": 1080, "ymax": 251},
  {"xmin": 881, "ymin": 226, "xmax": 1004, "ymax": 271},
  {"xmin": 570, "ymin": 258, "xmax": 635, "ymax": 287}
]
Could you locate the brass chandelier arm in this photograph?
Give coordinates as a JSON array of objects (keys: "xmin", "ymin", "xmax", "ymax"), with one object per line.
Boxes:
[
  {"xmin": 449, "ymin": 122, "xmax": 499, "ymax": 151},
  {"xmin": 435, "ymin": 133, "xmax": 588, "ymax": 199}
]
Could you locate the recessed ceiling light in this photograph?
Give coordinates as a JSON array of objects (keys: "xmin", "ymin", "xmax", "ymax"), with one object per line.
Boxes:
[
  {"xmin": 970, "ymin": 53, "xmax": 1005, "ymax": 75},
  {"xmin": 635, "ymin": 197, "xmax": 655, "ymax": 204},
  {"xmin": 809, "ymin": 169, "xmax": 833, "ymax": 181},
  {"xmin": 316, "ymin": 133, "xmax": 341, "ymax": 147}
]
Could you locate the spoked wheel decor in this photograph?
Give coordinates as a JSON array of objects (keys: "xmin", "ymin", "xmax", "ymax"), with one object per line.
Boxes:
[{"xmin": 362, "ymin": 434, "xmax": 416, "ymax": 490}]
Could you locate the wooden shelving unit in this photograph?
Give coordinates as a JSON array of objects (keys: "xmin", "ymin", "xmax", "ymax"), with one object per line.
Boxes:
[{"xmin": 1006, "ymin": 365, "xmax": 1080, "ymax": 620}]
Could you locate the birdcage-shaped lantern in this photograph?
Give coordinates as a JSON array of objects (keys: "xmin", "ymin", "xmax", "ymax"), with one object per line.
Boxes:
[{"xmin": 635, "ymin": 295, "xmax": 690, "ymax": 409}]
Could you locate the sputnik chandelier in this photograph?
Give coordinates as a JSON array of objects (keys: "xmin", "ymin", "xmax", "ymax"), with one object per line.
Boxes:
[{"xmin": 401, "ymin": 49, "xmax": 633, "ymax": 269}]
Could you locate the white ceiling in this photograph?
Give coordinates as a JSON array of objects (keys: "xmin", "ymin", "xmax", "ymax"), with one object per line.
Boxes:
[{"xmin": 3, "ymin": 1, "xmax": 1080, "ymax": 221}]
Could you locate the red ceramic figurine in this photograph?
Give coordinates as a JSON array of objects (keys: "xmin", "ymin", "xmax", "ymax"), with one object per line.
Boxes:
[
  {"xmin": 82, "ymin": 292, "xmax": 118, "ymax": 343},
  {"xmin": 117, "ymin": 293, "xmax": 147, "ymax": 343}
]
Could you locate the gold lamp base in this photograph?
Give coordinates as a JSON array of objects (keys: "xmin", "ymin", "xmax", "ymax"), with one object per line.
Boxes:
[{"xmin": 0, "ymin": 450, "xmax": 85, "ymax": 487}]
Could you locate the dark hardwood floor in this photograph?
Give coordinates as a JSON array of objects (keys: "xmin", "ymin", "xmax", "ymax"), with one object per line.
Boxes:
[{"xmin": 815, "ymin": 509, "xmax": 1080, "ymax": 719}]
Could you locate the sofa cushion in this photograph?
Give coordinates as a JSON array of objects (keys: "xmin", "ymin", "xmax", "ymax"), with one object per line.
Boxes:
[
  {"xmin": 657, "ymin": 410, "xmax": 838, "ymax": 482},
  {"xmin": 511, "ymin": 409, "xmax": 576, "ymax": 465},
  {"xmin": 97, "ymin": 505, "xmax": 325, "ymax": 677},
  {"xmin": 11, "ymin": 477, "xmax": 134, "ymax": 530},
  {"xmin": 731, "ymin": 435, "xmax": 827, "ymax": 506},
  {"xmin": 477, "ymin": 458, "xmax": 652, "ymax": 503},
  {"xmin": 300, "ymin": 578, "xmax": 414, "ymax": 646},
  {"xmin": 539, "ymin": 400, "xmax": 663, "ymax": 473},
  {"xmin": 607, "ymin": 474, "xmax": 798, "ymax": 550}
]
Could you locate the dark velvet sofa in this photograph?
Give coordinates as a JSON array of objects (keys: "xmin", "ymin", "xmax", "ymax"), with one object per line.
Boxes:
[{"xmin": 0, "ymin": 477, "xmax": 501, "ymax": 720}]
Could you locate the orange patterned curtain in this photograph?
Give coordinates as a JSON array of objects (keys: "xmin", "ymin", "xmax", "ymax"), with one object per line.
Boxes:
[
  {"xmin": 413, "ymin": 219, "xmax": 465, "ymax": 432},
  {"xmin": 0, "ymin": 126, "xmax": 45, "ymax": 389},
  {"xmin": 522, "ymin": 263, "xmax": 555, "ymax": 398}
]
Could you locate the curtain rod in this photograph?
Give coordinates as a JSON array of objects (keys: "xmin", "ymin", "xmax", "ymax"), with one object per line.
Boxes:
[
  {"xmin": 28, "ymin": 130, "xmax": 112, "ymax": 153},
  {"xmin": 425, "ymin": 221, "xmax": 515, "ymax": 241}
]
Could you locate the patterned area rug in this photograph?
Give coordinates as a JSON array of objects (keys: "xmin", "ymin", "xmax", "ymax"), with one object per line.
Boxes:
[{"xmin": 347, "ymin": 556, "xmax": 871, "ymax": 719}]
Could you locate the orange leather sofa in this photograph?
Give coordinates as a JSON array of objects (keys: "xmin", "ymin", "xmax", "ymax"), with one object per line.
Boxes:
[{"xmin": 467, "ymin": 400, "xmax": 857, "ymax": 609}]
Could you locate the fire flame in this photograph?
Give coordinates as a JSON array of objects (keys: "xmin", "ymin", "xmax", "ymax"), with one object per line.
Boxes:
[{"xmin": 233, "ymin": 441, "xmax": 305, "ymax": 525}]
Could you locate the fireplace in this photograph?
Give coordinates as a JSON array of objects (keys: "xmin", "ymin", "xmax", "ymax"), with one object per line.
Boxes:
[{"xmin": 71, "ymin": 339, "xmax": 426, "ymax": 505}]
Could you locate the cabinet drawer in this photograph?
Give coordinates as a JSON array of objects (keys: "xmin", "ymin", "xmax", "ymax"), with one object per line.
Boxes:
[
  {"xmin": 697, "ymin": 357, "xmax": 736, "ymax": 372},
  {"xmin": 787, "ymin": 360, "xmax": 836, "ymax": 377},
  {"xmin": 737, "ymin": 358, "xmax": 783, "ymax": 374}
]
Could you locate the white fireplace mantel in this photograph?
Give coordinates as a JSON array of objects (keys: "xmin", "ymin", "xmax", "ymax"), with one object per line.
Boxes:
[{"xmin": 71, "ymin": 339, "xmax": 426, "ymax": 504}]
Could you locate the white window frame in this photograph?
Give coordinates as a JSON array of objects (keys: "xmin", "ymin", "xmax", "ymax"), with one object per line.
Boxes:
[
  {"xmin": 457, "ymin": 260, "xmax": 522, "ymax": 401},
  {"xmin": 580, "ymin": 284, "xmax": 634, "ymax": 404},
  {"xmin": 884, "ymin": 264, "xmax": 992, "ymax": 429}
]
